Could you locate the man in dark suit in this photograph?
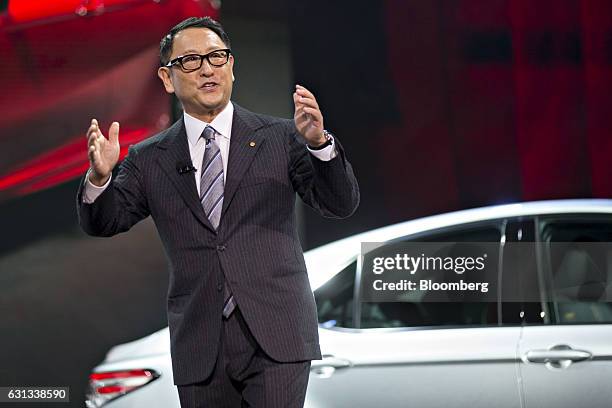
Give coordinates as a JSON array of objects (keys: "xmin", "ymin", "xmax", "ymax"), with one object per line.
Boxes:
[{"xmin": 77, "ymin": 16, "xmax": 358, "ymax": 407}]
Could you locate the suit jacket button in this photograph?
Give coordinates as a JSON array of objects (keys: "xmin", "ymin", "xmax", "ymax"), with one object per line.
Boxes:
[
  {"xmin": 217, "ymin": 283, "xmax": 223, "ymax": 292},
  {"xmin": 216, "ymin": 245, "xmax": 226, "ymax": 251}
]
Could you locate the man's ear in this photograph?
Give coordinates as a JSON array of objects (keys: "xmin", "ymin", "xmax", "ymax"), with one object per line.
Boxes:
[
  {"xmin": 157, "ymin": 67, "xmax": 175, "ymax": 94},
  {"xmin": 230, "ymin": 55, "xmax": 235, "ymax": 82}
]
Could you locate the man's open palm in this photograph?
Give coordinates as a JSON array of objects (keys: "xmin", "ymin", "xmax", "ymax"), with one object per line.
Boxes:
[{"xmin": 86, "ymin": 119, "xmax": 120, "ymax": 186}]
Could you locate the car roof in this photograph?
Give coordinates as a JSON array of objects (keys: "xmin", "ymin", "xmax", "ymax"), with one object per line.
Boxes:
[{"xmin": 305, "ymin": 199, "xmax": 612, "ymax": 289}]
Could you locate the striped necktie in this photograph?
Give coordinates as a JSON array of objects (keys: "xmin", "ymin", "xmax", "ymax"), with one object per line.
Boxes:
[
  {"xmin": 199, "ymin": 125, "xmax": 236, "ymax": 318},
  {"xmin": 199, "ymin": 125, "xmax": 224, "ymax": 229}
]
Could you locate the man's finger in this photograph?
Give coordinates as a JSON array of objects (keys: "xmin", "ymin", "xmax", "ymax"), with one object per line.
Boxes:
[
  {"xmin": 93, "ymin": 137, "xmax": 100, "ymax": 156},
  {"xmin": 88, "ymin": 144, "xmax": 96, "ymax": 163},
  {"xmin": 296, "ymin": 84, "xmax": 311, "ymax": 93},
  {"xmin": 295, "ymin": 117, "xmax": 310, "ymax": 132},
  {"xmin": 296, "ymin": 85, "xmax": 317, "ymax": 101},
  {"xmin": 296, "ymin": 96, "xmax": 319, "ymax": 110},
  {"xmin": 296, "ymin": 85, "xmax": 313, "ymax": 97},
  {"xmin": 303, "ymin": 107, "xmax": 323, "ymax": 126},
  {"xmin": 295, "ymin": 108, "xmax": 310, "ymax": 123},
  {"xmin": 89, "ymin": 118, "xmax": 98, "ymax": 130},
  {"xmin": 109, "ymin": 122, "xmax": 120, "ymax": 145},
  {"xmin": 295, "ymin": 87, "xmax": 319, "ymax": 109},
  {"xmin": 294, "ymin": 109, "xmax": 310, "ymax": 124},
  {"xmin": 293, "ymin": 92, "xmax": 302, "ymax": 114},
  {"xmin": 90, "ymin": 128, "xmax": 105, "ymax": 148},
  {"xmin": 88, "ymin": 130, "xmax": 99, "ymax": 149},
  {"xmin": 86, "ymin": 121, "xmax": 98, "ymax": 139}
]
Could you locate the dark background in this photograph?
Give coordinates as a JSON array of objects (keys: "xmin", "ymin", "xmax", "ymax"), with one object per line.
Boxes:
[{"xmin": 1, "ymin": 0, "xmax": 611, "ymax": 406}]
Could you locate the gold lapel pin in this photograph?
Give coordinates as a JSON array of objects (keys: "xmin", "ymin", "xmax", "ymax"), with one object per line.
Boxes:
[{"xmin": 249, "ymin": 141, "xmax": 256, "ymax": 147}]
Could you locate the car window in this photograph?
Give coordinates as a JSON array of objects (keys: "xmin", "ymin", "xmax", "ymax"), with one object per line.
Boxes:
[
  {"xmin": 360, "ymin": 224, "xmax": 501, "ymax": 329},
  {"xmin": 540, "ymin": 216, "xmax": 612, "ymax": 324},
  {"xmin": 314, "ymin": 260, "xmax": 356, "ymax": 329}
]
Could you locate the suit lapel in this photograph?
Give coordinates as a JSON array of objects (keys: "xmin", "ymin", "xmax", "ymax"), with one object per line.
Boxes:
[
  {"xmin": 222, "ymin": 105, "xmax": 266, "ymax": 216},
  {"xmin": 156, "ymin": 119, "xmax": 216, "ymax": 232}
]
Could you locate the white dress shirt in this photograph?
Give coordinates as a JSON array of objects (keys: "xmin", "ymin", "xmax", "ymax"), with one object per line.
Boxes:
[{"xmin": 82, "ymin": 101, "xmax": 337, "ymax": 203}]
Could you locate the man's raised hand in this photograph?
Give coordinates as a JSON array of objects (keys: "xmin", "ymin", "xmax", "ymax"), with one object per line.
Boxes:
[
  {"xmin": 86, "ymin": 119, "xmax": 120, "ymax": 186},
  {"xmin": 293, "ymin": 84, "xmax": 326, "ymax": 147}
]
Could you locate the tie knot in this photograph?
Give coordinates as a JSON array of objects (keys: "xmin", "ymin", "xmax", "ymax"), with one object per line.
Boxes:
[{"xmin": 201, "ymin": 125, "xmax": 216, "ymax": 142}]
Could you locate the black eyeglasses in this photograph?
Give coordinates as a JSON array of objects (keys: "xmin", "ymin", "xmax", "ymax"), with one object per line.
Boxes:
[{"xmin": 165, "ymin": 49, "xmax": 231, "ymax": 72}]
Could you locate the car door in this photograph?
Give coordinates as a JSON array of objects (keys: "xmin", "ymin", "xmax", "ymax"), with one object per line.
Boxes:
[
  {"xmin": 518, "ymin": 215, "xmax": 612, "ymax": 408},
  {"xmin": 307, "ymin": 222, "xmax": 523, "ymax": 408}
]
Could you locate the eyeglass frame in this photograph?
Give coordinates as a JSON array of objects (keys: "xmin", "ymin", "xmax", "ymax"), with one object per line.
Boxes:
[{"xmin": 164, "ymin": 48, "xmax": 232, "ymax": 72}]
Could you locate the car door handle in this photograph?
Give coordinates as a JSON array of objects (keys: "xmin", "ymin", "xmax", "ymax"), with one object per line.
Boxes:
[
  {"xmin": 524, "ymin": 345, "xmax": 592, "ymax": 364},
  {"xmin": 311, "ymin": 355, "xmax": 352, "ymax": 378}
]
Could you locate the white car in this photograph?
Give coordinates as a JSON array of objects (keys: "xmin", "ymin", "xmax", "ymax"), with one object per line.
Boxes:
[{"xmin": 86, "ymin": 199, "xmax": 612, "ymax": 408}]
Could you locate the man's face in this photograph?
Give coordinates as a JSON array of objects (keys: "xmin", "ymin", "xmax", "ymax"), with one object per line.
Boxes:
[{"xmin": 158, "ymin": 27, "xmax": 234, "ymax": 121}]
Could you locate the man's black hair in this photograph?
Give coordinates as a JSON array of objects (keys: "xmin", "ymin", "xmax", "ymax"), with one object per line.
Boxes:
[{"xmin": 159, "ymin": 16, "xmax": 231, "ymax": 66}]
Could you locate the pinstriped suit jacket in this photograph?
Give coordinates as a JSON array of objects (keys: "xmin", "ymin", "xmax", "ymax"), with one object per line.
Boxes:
[{"xmin": 76, "ymin": 103, "xmax": 359, "ymax": 385}]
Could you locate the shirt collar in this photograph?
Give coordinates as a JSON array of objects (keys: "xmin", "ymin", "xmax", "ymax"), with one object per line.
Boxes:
[{"xmin": 184, "ymin": 101, "xmax": 234, "ymax": 147}]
